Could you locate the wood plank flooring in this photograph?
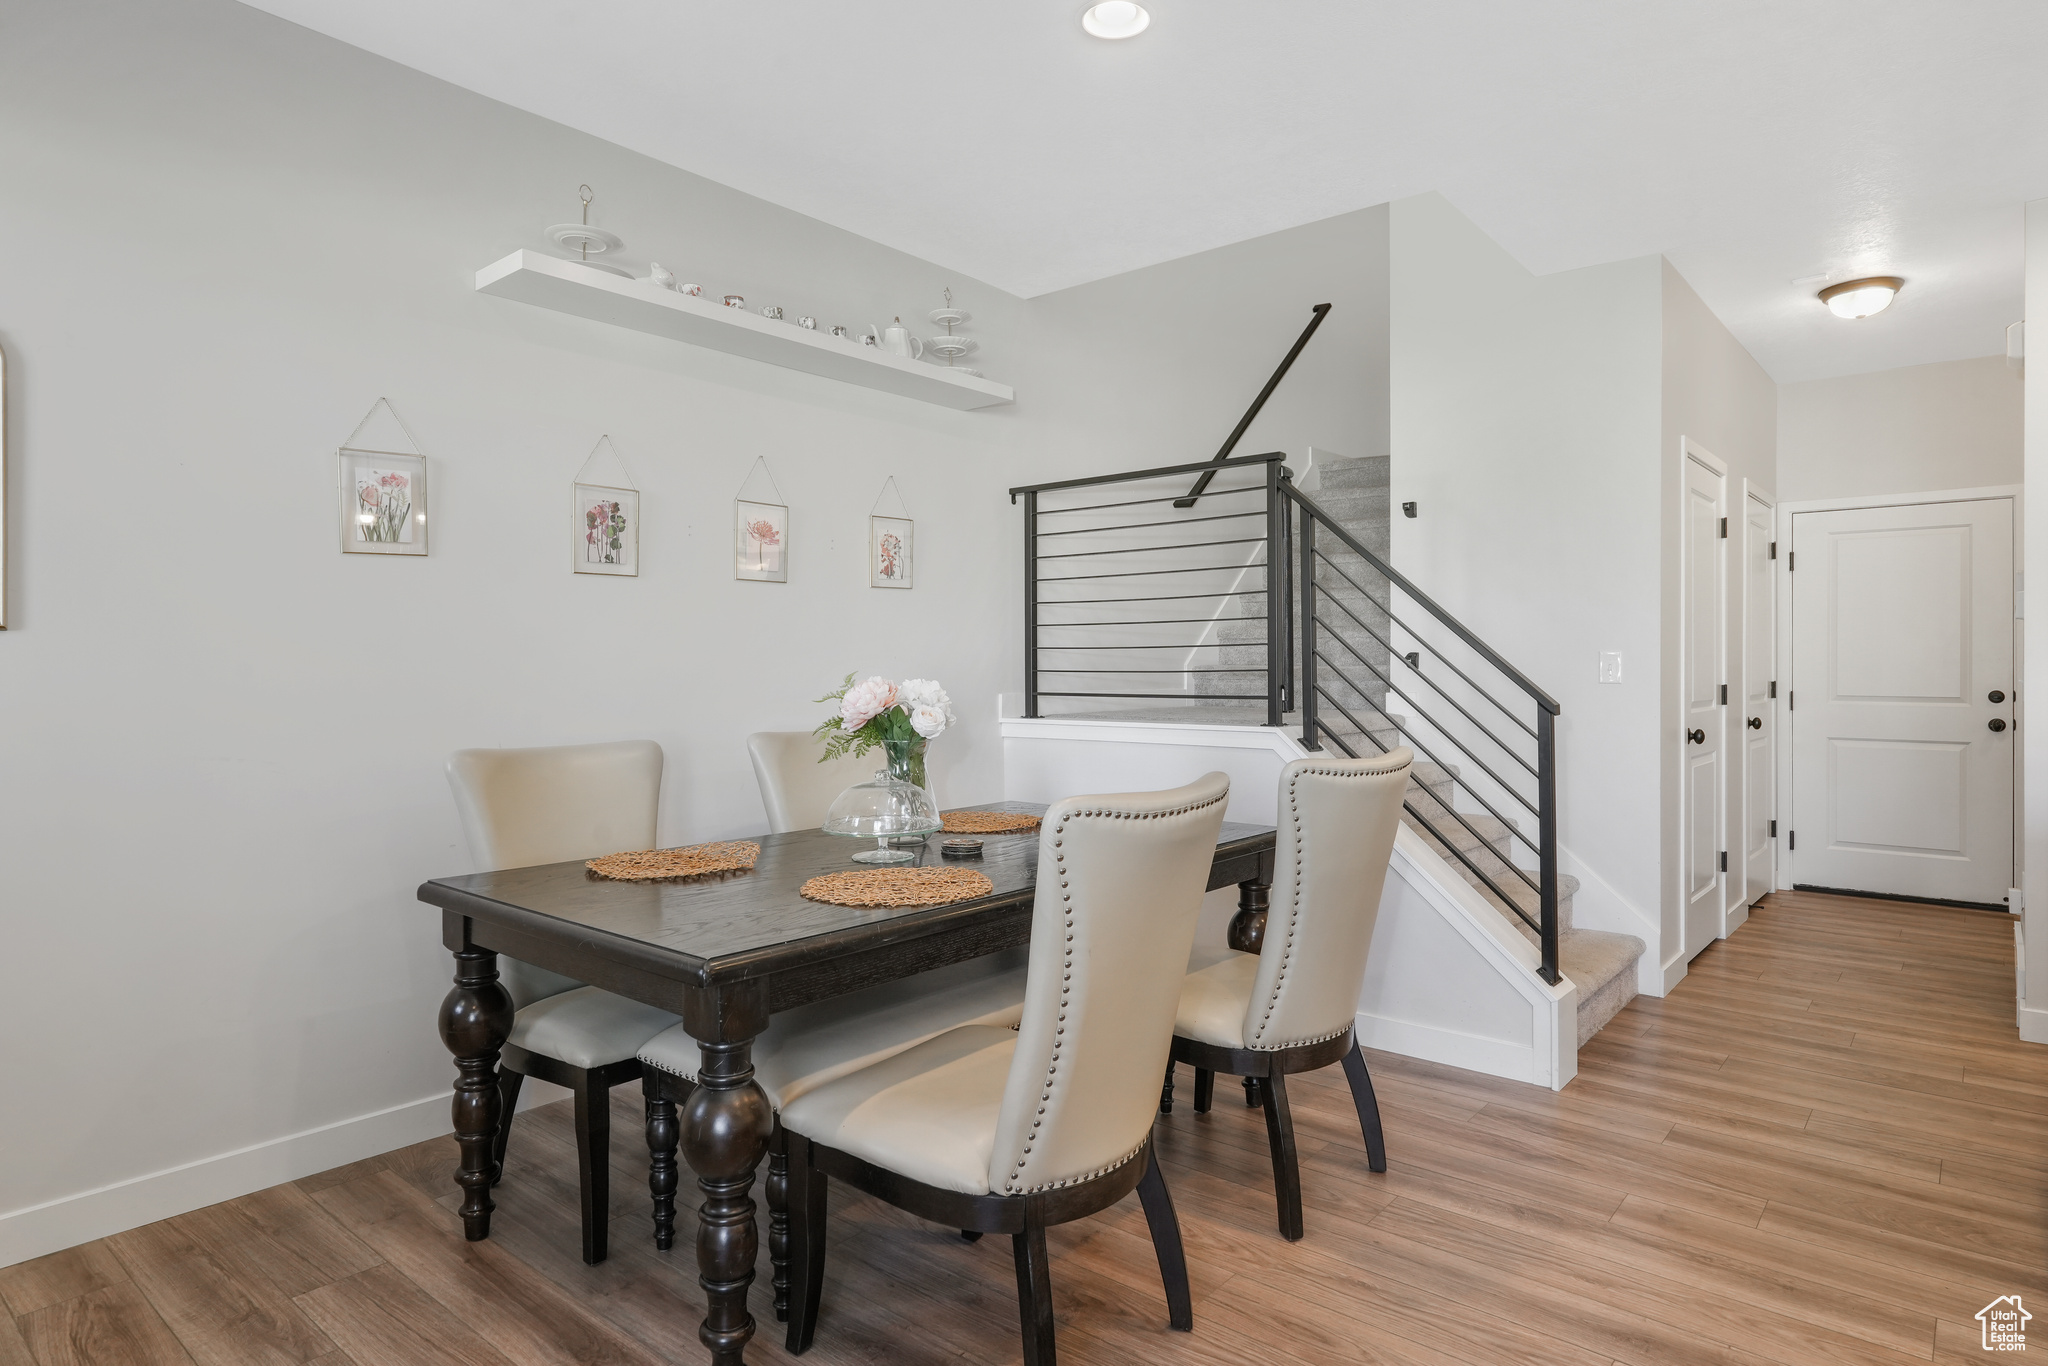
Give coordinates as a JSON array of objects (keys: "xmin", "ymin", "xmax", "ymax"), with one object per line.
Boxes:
[{"xmin": 5, "ymin": 890, "xmax": 2043, "ymax": 1365}]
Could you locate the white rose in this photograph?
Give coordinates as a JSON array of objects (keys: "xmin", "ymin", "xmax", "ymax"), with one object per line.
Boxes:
[
  {"xmin": 839, "ymin": 676, "xmax": 898, "ymax": 732},
  {"xmin": 901, "ymin": 678, "xmax": 954, "ymax": 726},
  {"xmin": 909, "ymin": 704, "xmax": 948, "ymax": 739}
]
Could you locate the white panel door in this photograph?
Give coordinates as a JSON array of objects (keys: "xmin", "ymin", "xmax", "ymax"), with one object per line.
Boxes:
[
  {"xmin": 1681, "ymin": 453, "xmax": 1726, "ymax": 961},
  {"xmin": 1742, "ymin": 492, "xmax": 1776, "ymax": 905},
  {"xmin": 1789, "ymin": 499, "xmax": 2014, "ymax": 905}
]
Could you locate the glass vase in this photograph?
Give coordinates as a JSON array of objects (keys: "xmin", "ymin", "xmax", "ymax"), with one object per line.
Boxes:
[{"xmin": 822, "ymin": 739, "xmax": 941, "ymax": 864}]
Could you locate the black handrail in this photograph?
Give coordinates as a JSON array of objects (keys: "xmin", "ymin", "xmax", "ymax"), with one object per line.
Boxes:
[
  {"xmin": 1174, "ymin": 305, "xmax": 1331, "ymax": 508},
  {"xmin": 1010, "ymin": 452, "xmax": 1286, "ymax": 501}
]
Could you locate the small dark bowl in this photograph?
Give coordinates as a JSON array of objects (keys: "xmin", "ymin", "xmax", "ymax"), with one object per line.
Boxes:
[{"xmin": 940, "ymin": 838, "xmax": 984, "ymax": 859}]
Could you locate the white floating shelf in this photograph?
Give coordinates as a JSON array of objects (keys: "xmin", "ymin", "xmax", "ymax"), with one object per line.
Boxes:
[{"xmin": 476, "ymin": 251, "xmax": 1015, "ymax": 412}]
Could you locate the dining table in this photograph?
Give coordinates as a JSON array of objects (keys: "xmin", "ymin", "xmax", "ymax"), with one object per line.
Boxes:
[{"xmin": 418, "ymin": 800, "xmax": 1275, "ymax": 1365}]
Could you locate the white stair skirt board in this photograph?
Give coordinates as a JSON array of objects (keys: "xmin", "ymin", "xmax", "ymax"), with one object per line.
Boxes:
[{"xmin": 1002, "ymin": 715, "xmax": 1582, "ymax": 1089}]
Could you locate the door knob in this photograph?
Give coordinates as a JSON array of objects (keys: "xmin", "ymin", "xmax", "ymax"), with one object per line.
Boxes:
[
  {"xmin": 1990, "ymin": 718, "xmax": 2008, "ymax": 733},
  {"xmin": 1687, "ymin": 728, "xmax": 1705, "ymax": 744},
  {"xmin": 1746, "ymin": 716, "xmax": 1762, "ymax": 730},
  {"xmin": 1990, "ymin": 690, "xmax": 2006, "ymax": 703}
]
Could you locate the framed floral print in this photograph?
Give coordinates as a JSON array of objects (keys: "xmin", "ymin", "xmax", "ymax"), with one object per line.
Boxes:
[
  {"xmin": 339, "ymin": 448, "xmax": 427, "ymax": 555},
  {"xmin": 736, "ymin": 499, "xmax": 787, "ymax": 582},
  {"xmin": 575, "ymin": 483, "xmax": 638, "ymax": 576},
  {"xmin": 870, "ymin": 514, "xmax": 912, "ymax": 588}
]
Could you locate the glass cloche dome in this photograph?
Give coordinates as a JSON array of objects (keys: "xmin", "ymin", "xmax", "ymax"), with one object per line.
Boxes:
[{"xmin": 823, "ymin": 766, "xmax": 942, "ymax": 864}]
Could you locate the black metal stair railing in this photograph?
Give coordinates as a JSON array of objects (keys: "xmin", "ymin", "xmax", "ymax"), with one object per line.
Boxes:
[
  {"xmin": 1011, "ymin": 457, "xmax": 1562, "ymax": 985},
  {"xmin": 1014, "ymin": 453, "xmax": 1295, "ymax": 725}
]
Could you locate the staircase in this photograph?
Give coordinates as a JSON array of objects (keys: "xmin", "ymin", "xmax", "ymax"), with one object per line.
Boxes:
[{"xmin": 1197, "ymin": 455, "xmax": 1643, "ymax": 1047}]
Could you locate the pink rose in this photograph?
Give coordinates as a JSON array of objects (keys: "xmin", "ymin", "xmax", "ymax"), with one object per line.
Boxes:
[{"xmin": 839, "ymin": 676, "xmax": 898, "ymax": 732}]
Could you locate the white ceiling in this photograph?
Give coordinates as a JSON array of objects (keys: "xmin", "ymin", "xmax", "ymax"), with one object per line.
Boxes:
[{"xmin": 242, "ymin": 0, "xmax": 2048, "ymax": 383}]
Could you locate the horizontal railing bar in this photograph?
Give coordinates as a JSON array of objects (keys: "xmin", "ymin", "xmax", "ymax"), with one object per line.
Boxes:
[
  {"xmin": 1034, "ymin": 509, "xmax": 1267, "ymax": 539},
  {"xmin": 1038, "ymin": 590, "xmax": 1266, "ymax": 605},
  {"xmin": 1038, "ymin": 667, "xmax": 1261, "ymax": 674},
  {"xmin": 1311, "ymin": 705, "xmax": 1543, "ymax": 934},
  {"xmin": 1285, "ymin": 485, "xmax": 1560, "ymax": 714},
  {"xmin": 1036, "ymin": 616, "xmax": 1265, "ymax": 627},
  {"xmin": 1315, "ymin": 632, "xmax": 1543, "ymax": 832},
  {"xmin": 1038, "ymin": 562, "xmax": 1266, "ymax": 584},
  {"xmin": 1314, "ymin": 581, "xmax": 1542, "ymax": 778},
  {"xmin": 1038, "ymin": 536, "xmax": 1267, "ymax": 562},
  {"xmin": 1025, "ymin": 487, "xmax": 1267, "ymax": 517},
  {"xmin": 1312, "ymin": 550, "xmax": 1538, "ymax": 740},
  {"xmin": 1038, "ymin": 691, "xmax": 1269, "ymax": 700},
  {"xmin": 1011, "ymin": 452, "xmax": 1284, "ymax": 499},
  {"xmin": 1036, "ymin": 642, "xmax": 1261, "ymax": 650}
]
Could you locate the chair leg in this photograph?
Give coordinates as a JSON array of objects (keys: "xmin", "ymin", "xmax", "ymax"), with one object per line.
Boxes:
[
  {"xmin": 1135, "ymin": 1147, "xmax": 1193, "ymax": 1331},
  {"xmin": 785, "ymin": 1132, "xmax": 828, "ymax": 1355},
  {"xmin": 766, "ymin": 1126, "xmax": 791, "ymax": 1323},
  {"xmin": 1243, "ymin": 1075, "xmax": 1263, "ymax": 1108},
  {"xmin": 1192, "ymin": 1067, "xmax": 1215, "ymax": 1113},
  {"xmin": 646, "ymin": 1080, "xmax": 680, "ymax": 1252},
  {"xmin": 1342, "ymin": 1040, "xmax": 1389, "ymax": 1173},
  {"xmin": 490, "ymin": 1068, "xmax": 524, "ymax": 1187},
  {"xmin": 961, "ymin": 1230, "xmax": 983, "ymax": 1242},
  {"xmin": 1259, "ymin": 1069, "xmax": 1304, "ymax": 1241},
  {"xmin": 571, "ymin": 1072, "xmax": 611, "ymax": 1265},
  {"xmin": 1158, "ymin": 1060, "xmax": 1175, "ymax": 1115},
  {"xmin": 1011, "ymin": 1209, "xmax": 1057, "ymax": 1366}
]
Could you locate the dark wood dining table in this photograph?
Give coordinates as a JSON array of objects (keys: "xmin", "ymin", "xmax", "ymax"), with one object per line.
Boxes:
[{"xmin": 418, "ymin": 801, "xmax": 1275, "ymax": 1365}]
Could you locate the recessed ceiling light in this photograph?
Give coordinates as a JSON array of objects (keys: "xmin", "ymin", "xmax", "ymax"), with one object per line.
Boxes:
[
  {"xmin": 1081, "ymin": 2, "xmax": 1150, "ymax": 39},
  {"xmin": 1818, "ymin": 276, "xmax": 1903, "ymax": 320}
]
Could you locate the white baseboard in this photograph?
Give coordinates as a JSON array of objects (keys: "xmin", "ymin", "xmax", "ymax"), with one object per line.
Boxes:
[
  {"xmin": 1354, "ymin": 1012, "xmax": 1552, "ymax": 1089},
  {"xmin": 2020, "ymin": 1003, "xmax": 2048, "ymax": 1046},
  {"xmin": 1659, "ymin": 950, "xmax": 1690, "ymax": 995},
  {"xmin": 1723, "ymin": 900, "xmax": 1751, "ymax": 936},
  {"xmin": 0, "ymin": 1092, "xmax": 457, "ymax": 1270}
]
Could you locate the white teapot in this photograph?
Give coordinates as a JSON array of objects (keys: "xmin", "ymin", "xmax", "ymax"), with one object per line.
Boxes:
[{"xmin": 873, "ymin": 317, "xmax": 923, "ymax": 359}]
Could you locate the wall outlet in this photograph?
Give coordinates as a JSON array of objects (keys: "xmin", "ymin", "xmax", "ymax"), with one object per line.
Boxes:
[{"xmin": 1598, "ymin": 651, "xmax": 1623, "ymax": 684}]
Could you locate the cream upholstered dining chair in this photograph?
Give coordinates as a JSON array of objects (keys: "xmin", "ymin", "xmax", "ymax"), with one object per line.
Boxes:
[
  {"xmin": 445, "ymin": 740, "xmax": 681, "ymax": 1266},
  {"xmin": 638, "ymin": 729, "xmax": 1029, "ymax": 1316},
  {"xmin": 1161, "ymin": 749, "xmax": 1410, "ymax": 1242},
  {"xmin": 746, "ymin": 731, "xmax": 884, "ymax": 833},
  {"xmin": 776, "ymin": 773, "xmax": 1232, "ymax": 1365}
]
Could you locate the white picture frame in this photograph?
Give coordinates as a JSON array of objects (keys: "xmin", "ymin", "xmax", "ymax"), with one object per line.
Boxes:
[
  {"xmin": 339, "ymin": 447, "xmax": 427, "ymax": 555},
  {"xmin": 736, "ymin": 500, "xmax": 787, "ymax": 582},
  {"xmin": 575, "ymin": 482, "xmax": 639, "ymax": 576},
  {"xmin": 870, "ymin": 515, "xmax": 913, "ymax": 589}
]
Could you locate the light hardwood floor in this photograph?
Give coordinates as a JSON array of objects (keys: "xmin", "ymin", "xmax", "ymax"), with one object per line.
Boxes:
[{"xmin": 6, "ymin": 889, "xmax": 2044, "ymax": 1365}]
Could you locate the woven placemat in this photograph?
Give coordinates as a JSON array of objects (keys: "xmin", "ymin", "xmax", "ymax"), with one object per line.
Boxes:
[
  {"xmin": 586, "ymin": 841, "xmax": 760, "ymax": 881},
  {"xmin": 799, "ymin": 867, "xmax": 994, "ymax": 907},
  {"xmin": 941, "ymin": 810, "xmax": 1041, "ymax": 835}
]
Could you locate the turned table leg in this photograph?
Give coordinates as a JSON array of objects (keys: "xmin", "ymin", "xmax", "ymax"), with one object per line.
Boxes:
[
  {"xmin": 682, "ymin": 1035, "xmax": 774, "ymax": 1364},
  {"xmin": 1229, "ymin": 875, "xmax": 1270, "ymax": 1108},
  {"xmin": 439, "ymin": 945, "xmax": 513, "ymax": 1241}
]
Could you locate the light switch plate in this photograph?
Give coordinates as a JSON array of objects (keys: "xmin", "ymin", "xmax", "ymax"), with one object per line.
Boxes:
[{"xmin": 1598, "ymin": 651, "xmax": 1623, "ymax": 684}]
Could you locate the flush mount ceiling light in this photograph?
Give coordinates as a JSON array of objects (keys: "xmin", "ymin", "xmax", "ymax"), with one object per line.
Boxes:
[
  {"xmin": 1081, "ymin": 2, "xmax": 1150, "ymax": 39},
  {"xmin": 1818, "ymin": 276, "xmax": 1903, "ymax": 320}
]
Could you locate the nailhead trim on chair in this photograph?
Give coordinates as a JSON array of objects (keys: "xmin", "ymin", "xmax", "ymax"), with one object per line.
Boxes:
[
  {"xmin": 1248, "ymin": 756, "xmax": 1410, "ymax": 1050},
  {"xmin": 1006, "ymin": 789, "xmax": 1229, "ymax": 1195}
]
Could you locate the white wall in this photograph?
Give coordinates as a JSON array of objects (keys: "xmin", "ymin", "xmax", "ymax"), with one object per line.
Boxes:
[
  {"xmin": 1389, "ymin": 193, "xmax": 1666, "ymax": 959},
  {"xmin": 1778, "ymin": 356, "xmax": 2021, "ymax": 503},
  {"xmin": 0, "ymin": 0, "xmax": 1036, "ymax": 1262},
  {"xmin": 1017, "ymin": 206, "xmax": 1389, "ymax": 486},
  {"xmin": 0, "ymin": 0, "xmax": 1400, "ymax": 1264},
  {"xmin": 2023, "ymin": 201, "xmax": 2048, "ymax": 1045},
  {"xmin": 1659, "ymin": 263, "xmax": 1778, "ymax": 973}
]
